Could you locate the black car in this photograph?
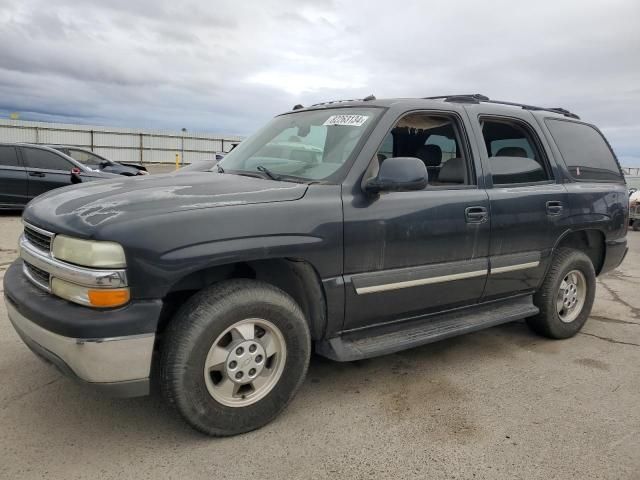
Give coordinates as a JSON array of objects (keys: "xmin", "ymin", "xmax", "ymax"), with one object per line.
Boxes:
[
  {"xmin": 0, "ymin": 143, "xmax": 118, "ymax": 210},
  {"xmin": 49, "ymin": 146, "xmax": 148, "ymax": 176},
  {"xmin": 4, "ymin": 94, "xmax": 628, "ymax": 436}
]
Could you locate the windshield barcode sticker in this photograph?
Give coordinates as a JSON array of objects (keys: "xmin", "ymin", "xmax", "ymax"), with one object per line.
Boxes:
[{"xmin": 323, "ymin": 114, "xmax": 369, "ymax": 127}]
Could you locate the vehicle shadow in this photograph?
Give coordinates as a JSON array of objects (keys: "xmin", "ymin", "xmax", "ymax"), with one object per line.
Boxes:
[{"xmin": 2, "ymin": 319, "xmax": 542, "ymax": 445}]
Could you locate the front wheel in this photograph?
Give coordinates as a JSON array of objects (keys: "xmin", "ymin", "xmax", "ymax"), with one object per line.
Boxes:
[
  {"xmin": 160, "ymin": 279, "xmax": 311, "ymax": 436},
  {"xmin": 527, "ymin": 248, "xmax": 596, "ymax": 339}
]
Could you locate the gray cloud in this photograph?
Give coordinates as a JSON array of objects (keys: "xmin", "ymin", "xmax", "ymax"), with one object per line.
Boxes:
[{"xmin": 0, "ymin": 0, "xmax": 639, "ymax": 164}]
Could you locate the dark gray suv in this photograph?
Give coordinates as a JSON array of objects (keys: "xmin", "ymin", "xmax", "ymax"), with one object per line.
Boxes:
[{"xmin": 3, "ymin": 94, "xmax": 628, "ymax": 436}]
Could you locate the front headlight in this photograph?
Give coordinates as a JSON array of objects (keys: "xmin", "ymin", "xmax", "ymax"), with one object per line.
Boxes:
[{"xmin": 52, "ymin": 235, "xmax": 126, "ymax": 268}]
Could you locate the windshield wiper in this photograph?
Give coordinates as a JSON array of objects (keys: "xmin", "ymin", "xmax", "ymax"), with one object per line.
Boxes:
[{"xmin": 256, "ymin": 165, "xmax": 282, "ymax": 181}]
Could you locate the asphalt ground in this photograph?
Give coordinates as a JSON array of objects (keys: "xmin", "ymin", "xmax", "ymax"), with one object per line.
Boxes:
[{"xmin": 0, "ymin": 207, "xmax": 638, "ymax": 479}]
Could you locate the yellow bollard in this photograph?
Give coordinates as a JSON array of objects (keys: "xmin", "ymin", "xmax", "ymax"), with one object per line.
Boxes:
[{"xmin": 175, "ymin": 153, "xmax": 180, "ymax": 170}]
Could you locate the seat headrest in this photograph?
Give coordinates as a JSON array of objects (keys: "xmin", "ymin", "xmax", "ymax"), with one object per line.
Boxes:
[
  {"xmin": 495, "ymin": 146, "xmax": 528, "ymax": 158},
  {"xmin": 438, "ymin": 157, "xmax": 465, "ymax": 183},
  {"xmin": 416, "ymin": 144, "xmax": 442, "ymax": 167}
]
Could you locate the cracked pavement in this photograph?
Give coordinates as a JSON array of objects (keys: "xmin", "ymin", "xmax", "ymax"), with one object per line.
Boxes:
[{"xmin": 0, "ymin": 211, "xmax": 639, "ymax": 479}]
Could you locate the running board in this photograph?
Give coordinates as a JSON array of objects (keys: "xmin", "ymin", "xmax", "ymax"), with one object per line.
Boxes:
[{"xmin": 316, "ymin": 296, "xmax": 538, "ymax": 362}]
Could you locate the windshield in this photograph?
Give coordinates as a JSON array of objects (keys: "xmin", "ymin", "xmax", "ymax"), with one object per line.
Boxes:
[
  {"xmin": 67, "ymin": 149, "xmax": 108, "ymax": 169},
  {"xmin": 219, "ymin": 107, "xmax": 382, "ymax": 181}
]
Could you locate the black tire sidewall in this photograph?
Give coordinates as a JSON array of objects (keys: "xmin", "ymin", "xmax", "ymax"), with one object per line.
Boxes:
[
  {"xmin": 161, "ymin": 280, "xmax": 311, "ymax": 436},
  {"xmin": 532, "ymin": 249, "xmax": 596, "ymax": 339}
]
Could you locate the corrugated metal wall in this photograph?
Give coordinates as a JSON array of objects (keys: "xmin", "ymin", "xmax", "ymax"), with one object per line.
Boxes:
[{"xmin": 0, "ymin": 119, "xmax": 243, "ymax": 164}]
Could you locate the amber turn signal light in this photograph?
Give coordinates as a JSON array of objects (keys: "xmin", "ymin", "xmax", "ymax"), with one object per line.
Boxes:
[{"xmin": 88, "ymin": 288, "xmax": 130, "ymax": 308}]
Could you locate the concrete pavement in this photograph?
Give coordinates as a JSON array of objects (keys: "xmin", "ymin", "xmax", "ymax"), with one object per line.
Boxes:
[{"xmin": 1, "ymin": 212, "xmax": 638, "ymax": 479}]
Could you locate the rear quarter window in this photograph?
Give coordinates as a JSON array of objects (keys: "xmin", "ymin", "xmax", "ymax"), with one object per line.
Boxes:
[{"xmin": 545, "ymin": 119, "xmax": 622, "ymax": 182}]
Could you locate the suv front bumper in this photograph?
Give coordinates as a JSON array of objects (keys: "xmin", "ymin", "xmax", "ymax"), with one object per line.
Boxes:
[{"xmin": 3, "ymin": 260, "xmax": 162, "ymax": 397}]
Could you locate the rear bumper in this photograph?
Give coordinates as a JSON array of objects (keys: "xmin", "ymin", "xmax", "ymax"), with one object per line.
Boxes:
[{"xmin": 600, "ymin": 237, "xmax": 628, "ymax": 275}]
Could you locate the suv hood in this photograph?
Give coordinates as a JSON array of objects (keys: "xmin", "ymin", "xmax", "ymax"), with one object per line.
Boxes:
[{"xmin": 24, "ymin": 172, "xmax": 308, "ymax": 233}]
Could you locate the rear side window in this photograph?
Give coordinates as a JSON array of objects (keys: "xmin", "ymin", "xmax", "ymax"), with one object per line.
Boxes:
[
  {"xmin": 545, "ymin": 119, "xmax": 622, "ymax": 182},
  {"xmin": 0, "ymin": 146, "xmax": 20, "ymax": 167},
  {"xmin": 22, "ymin": 148, "xmax": 73, "ymax": 171},
  {"xmin": 480, "ymin": 118, "xmax": 551, "ymax": 185}
]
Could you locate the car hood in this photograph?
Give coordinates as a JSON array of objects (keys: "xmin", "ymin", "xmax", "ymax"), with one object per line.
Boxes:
[
  {"xmin": 101, "ymin": 163, "xmax": 143, "ymax": 175},
  {"xmin": 23, "ymin": 172, "xmax": 308, "ymax": 234}
]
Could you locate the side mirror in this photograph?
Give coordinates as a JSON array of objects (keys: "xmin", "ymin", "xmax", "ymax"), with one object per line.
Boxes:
[
  {"xmin": 70, "ymin": 167, "xmax": 82, "ymax": 184},
  {"xmin": 364, "ymin": 157, "xmax": 428, "ymax": 194},
  {"xmin": 99, "ymin": 160, "xmax": 110, "ymax": 168}
]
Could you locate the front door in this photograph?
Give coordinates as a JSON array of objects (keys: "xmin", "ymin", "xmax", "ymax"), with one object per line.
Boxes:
[{"xmin": 342, "ymin": 110, "xmax": 490, "ymax": 331}]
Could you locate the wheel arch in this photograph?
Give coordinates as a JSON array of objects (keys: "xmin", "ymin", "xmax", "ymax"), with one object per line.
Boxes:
[
  {"xmin": 158, "ymin": 258, "xmax": 328, "ymax": 340},
  {"xmin": 552, "ymin": 228, "xmax": 606, "ymax": 275}
]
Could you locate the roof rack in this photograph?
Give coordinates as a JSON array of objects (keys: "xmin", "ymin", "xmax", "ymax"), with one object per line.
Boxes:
[
  {"xmin": 310, "ymin": 94, "xmax": 376, "ymax": 108},
  {"xmin": 423, "ymin": 94, "xmax": 580, "ymax": 119}
]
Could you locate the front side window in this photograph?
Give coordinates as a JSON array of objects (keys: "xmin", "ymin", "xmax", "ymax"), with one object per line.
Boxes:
[
  {"xmin": 22, "ymin": 148, "xmax": 72, "ymax": 171},
  {"xmin": 0, "ymin": 146, "xmax": 20, "ymax": 167},
  {"xmin": 373, "ymin": 112, "xmax": 473, "ymax": 186},
  {"xmin": 219, "ymin": 107, "xmax": 382, "ymax": 182},
  {"xmin": 481, "ymin": 118, "xmax": 551, "ymax": 185},
  {"xmin": 545, "ymin": 119, "xmax": 622, "ymax": 182}
]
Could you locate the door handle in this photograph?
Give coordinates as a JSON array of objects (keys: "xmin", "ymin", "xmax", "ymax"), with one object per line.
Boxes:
[
  {"xmin": 28, "ymin": 171, "xmax": 45, "ymax": 177},
  {"xmin": 546, "ymin": 200, "xmax": 563, "ymax": 216},
  {"xmin": 465, "ymin": 206, "xmax": 488, "ymax": 223}
]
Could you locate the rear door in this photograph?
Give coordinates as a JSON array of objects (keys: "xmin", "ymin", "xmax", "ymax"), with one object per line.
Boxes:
[
  {"xmin": 0, "ymin": 145, "xmax": 29, "ymax": 208},
  {"xmin": 21, "ymin": 147, "xmax": 75, "ymax": 198},
  {"xmin": 464, "ymin": 105, "xmax": 567, "ymax": 300}
]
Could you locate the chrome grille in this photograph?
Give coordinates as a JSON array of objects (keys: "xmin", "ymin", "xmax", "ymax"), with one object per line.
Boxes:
[
  {"xmin": 23, "ymin": 260, "xmax": 51, "ymax": 291},
  {"xmin": 23, "ymin": 224, "xmax": 53, "ymax": 252}
]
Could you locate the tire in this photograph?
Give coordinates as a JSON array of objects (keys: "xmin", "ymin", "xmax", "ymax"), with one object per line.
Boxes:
[
  {"xmin": 527, "ymin": 248, "xmax": 596, "ymax": 339},
  {"xmin": 632, "ymin": 220, "xmax": 640, "ymax": 231},
  {"xmin": 160, "ymin": 279, "xmax": 311, "ymax": 436}
]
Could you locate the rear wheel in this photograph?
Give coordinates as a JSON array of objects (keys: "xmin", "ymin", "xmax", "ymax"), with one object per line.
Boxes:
[
  {"xmin": 632, "ymin": 220, "xmax": 640, "ymax": 231},
  {"xmin": 527, "ymin": 248, "xmax": 596, "ymax": 339},
  {"xmin": 160, "ymin": 279, "xmax": 311, "ymax": 436}
]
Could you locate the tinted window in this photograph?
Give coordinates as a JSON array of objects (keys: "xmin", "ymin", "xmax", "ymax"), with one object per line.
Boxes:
[
  {"xmin": 481, "ymin": 118, "xmax": 550, "ymax": 185},
  {"xmin": 545, "ymin": 119, "xmax": 622, "ymax": 182},
  {"xmin": 0, "ymin": 146, "xmax": 20, "ymax": 167},
  {"xmin": 375, "ymin": 113, "xmax": 473, "ymax": 186},
  {"xmin": 23, "ymin": 148, "xmax": 72, "ymax": 171}
]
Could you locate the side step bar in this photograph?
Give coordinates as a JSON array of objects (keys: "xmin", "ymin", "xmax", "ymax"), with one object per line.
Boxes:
[{"xmin": 316, "ymin": 296, "xmax": 539, "ymax": 362}]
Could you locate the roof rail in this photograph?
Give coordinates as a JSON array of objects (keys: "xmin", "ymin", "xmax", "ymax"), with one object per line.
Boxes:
[
  {"xmin": 424, "ymin": 94, "xmax": 580, "ymax": 119},
  {"xmin": 424, "ymin": 94, "xmax": 489, "ymax": 103},
  {"xmin": 310, "ymin": 94, "xmax": 376, "ymax": 107}
]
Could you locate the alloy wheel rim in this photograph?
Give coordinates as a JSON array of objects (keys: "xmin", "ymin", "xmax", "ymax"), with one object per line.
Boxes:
[
  {"xmin": 204, "ymin": 318, "xmax": 287, "ymax": 407},
  {"xmin": 556, "ymin": 269, "xmax": 587, "ymax": 323}
]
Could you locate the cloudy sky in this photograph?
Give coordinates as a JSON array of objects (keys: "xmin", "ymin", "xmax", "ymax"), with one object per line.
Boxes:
[{"xmin": 1, "ymin": 0, "xmax": 639, "ymax": 164}]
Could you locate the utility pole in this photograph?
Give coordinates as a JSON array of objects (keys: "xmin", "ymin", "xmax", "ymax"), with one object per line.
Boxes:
[{"xmin": 181, "ymin": 128, "xmax": 187, "ymax": 165}]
